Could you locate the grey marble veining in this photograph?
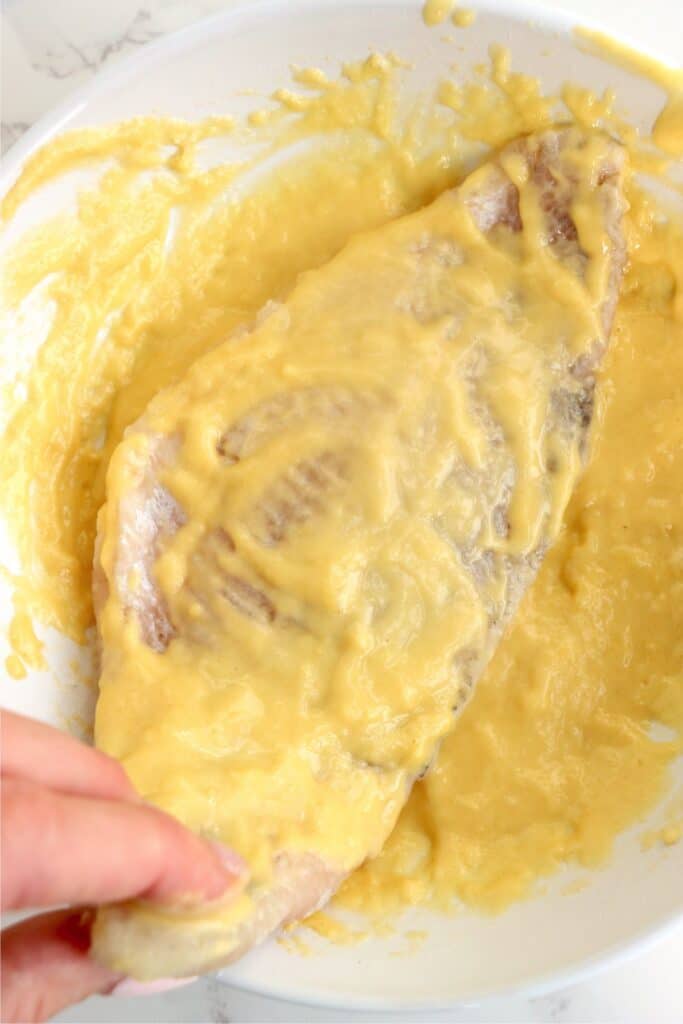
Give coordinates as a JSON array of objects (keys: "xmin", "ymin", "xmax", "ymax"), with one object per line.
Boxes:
[
  {"xmin": 1, "ymin": 121, "xmax": 31, "ymax": 153},
  {"xmin": 29, "ymin": 8, "xmax": 161, "ymax": 81},
  {"xmin": 2, "ymin": 0, "xmax": 232, "ymax": 149}
]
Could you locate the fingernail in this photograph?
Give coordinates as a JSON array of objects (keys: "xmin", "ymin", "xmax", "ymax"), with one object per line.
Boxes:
[
  {"xmin": 110, "ymin": 976, "xmax": 197, "ymax": 997},
  {"xmin": 208, "ymin": 840, "xmax": 249, "ymax": 882}
]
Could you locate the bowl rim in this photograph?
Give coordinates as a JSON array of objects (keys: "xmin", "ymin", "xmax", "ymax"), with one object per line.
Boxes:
[
  {"xmin": 1, "ymin": 0, "xmax": 680, "ymax": 194},
  {"xmin": 1, "ymin": 0, "xmax": 682, "ymax": 1010},
  {"xmin": 225, "ymin": 904, "xmax": 683, "ymax": 1012}
]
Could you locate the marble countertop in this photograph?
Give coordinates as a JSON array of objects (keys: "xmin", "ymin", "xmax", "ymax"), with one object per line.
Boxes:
[{"xmin": 3, "ymin": 0, "xmax": 683, "ymax": 1021}]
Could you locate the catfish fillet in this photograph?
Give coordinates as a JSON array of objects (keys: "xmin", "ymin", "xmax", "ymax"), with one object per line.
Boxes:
[{"xmin": 92, "ymin": 128, "xmax": 626, "ymax": 979}]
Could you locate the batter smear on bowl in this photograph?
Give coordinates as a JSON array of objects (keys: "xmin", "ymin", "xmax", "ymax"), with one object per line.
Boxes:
[{"xmin": 91, "ymin": 128, "xmax": 626, "ymax": 979}]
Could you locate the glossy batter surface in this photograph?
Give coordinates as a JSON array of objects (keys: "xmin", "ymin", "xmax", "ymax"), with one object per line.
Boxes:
[
  {"xmin": 1, "ymin": 33, "xmax": 681, "ymax": 930},
  {"xmin": 339, "ymin": 195, "xmax": 683, "ymax": 914},
  {"xmin": 94, "ymin": 127, "xmax": 624, "ymax": 915}
]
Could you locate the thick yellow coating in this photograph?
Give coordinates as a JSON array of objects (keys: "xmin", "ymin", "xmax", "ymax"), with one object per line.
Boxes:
[
  {"xmin": 1, "ymin": 35, "xmax": 681, "ymax": 936},
  {"xmin": 338, "ymin": 194, "xmax": 683, "ymax": 913},
  {"xmin": 94, "ymin": 126, "xmax": 621, "ymax": 900}
]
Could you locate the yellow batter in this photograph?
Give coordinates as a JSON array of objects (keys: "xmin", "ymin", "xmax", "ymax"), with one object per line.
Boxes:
[
  {"xmin": 1, "ymin": 30, "xmax": 682, "ymax": 929},
  {"xmin": 339, "ymin": 190, "xmax": 683, "ymax": 914},
  {"xmin": 93, "ymin": 123, "xmax": 625, "ymax": 910}
]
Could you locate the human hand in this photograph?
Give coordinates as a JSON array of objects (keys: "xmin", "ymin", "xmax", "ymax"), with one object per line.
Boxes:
[{"xmin": 1, "ymin": 710, "xmax": 243, "ymax": 1022}]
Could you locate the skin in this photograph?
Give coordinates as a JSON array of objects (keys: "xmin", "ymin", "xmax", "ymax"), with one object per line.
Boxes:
[{"xmin": 1, "ymin": 710, "xmax": 244, "ymax": 1023}]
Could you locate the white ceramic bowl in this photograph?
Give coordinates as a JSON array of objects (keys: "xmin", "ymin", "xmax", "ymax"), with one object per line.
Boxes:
[{"xmin": 1, "ymin": 0, "xmax": 682, "ymax": 1010}]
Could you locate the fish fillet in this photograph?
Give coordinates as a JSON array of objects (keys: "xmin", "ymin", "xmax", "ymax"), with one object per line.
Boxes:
[{"xmin": 92, "ymin": 128, "xmax": 626, "ymax": 978}]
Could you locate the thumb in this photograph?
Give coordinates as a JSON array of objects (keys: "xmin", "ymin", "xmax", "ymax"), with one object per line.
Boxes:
[
  {"xmin": 1, "ymin": 910, "xmax": 120, "ymax": 1022},
  {"xmin": 0, "ymin": 910, "xmax": 196, "ymax": 1023}
]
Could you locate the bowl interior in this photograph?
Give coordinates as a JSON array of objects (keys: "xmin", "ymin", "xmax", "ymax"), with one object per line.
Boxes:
[{"xmin": 1, "ymin": 0, "xmax": 682, "ymax": 1009}]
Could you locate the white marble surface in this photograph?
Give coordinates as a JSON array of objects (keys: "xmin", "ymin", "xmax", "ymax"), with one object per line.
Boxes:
[{"xmin": 2, "ymin": 0, "xmax": 683, "ymax": 1020}]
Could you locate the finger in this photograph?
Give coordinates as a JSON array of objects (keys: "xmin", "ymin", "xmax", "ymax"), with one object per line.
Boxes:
[
  {"xmin": 1, "ymin": 909, "xmax": 121, "ymax": 1022},
  {"xmin": 1, "ymin": 710, "xmax": 136, "ymax": 801},
  {"xmin": 2, "ymin": 778, "xmax": 245, "ymax": 911}
]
